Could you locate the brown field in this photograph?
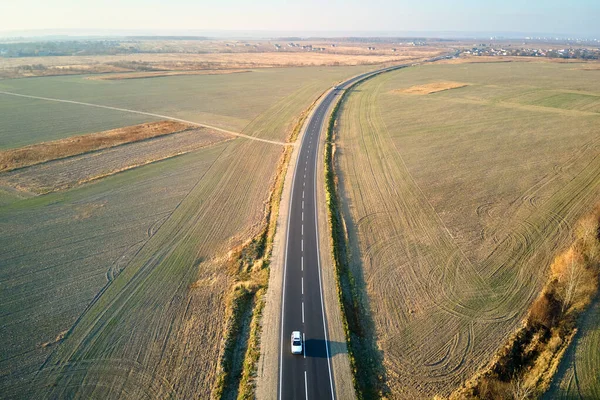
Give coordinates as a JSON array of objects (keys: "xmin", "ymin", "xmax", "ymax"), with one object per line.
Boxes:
[
  {"xmin": 333, "ymin": 62, "xmax": 600, "ymax": 398},
  {"xmin": 394, "ymin": 81, "xmax": 467, "ymax": 95},
  {"xmin": 0, "ymin": 47, "xmax": 445, "ymax": 79},
  {"xmin": 0, "ymin": 120, "xmax": 192, "ymax": 172},
  {"xmin": 0, "ymin": 126, "xmax": 231, "ymax": 194},
  {"xmin": 85, "ymin": 69, "xmax": 250, "ymax": 80}
]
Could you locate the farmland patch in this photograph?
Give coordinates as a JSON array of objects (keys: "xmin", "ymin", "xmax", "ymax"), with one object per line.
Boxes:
[
  {"xmin": 0, "ymin": 65, "xmax": 371, "ymax": 149},
  {"xmin": 334, "ymin": 62, "xmax": 600, "ymax": 398},
  {"xmin": 508, "ymin": 90, "xmax": 600, "ymax": 113},
  {"xmin": 0, "ymin": 94, "xmax": 157, "ymax": 149},
  {"xmin": 0, "ymin": 143, "xmax": 229, "ymax": 398},
  {"xmin": 0, "ymin": 126, "xmax": 230, "ymax": 194},
  {"xmin": 0, "ymin": 120, "xmax": 193, "ymax": 172}
]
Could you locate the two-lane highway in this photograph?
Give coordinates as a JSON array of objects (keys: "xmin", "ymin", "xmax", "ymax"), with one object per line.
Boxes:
[
  {"xmin": 277, "ymin": 58, "xmax": 450, "ymax": 399},
  {"xmin": 278, "ymin": 85, "xmax": 340, "ymax": 400}
]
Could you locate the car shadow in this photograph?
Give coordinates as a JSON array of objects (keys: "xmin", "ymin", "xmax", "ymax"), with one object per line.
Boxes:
[{"xmin": 304, "ymin": 339, "xmax": 347, "ymax": 358}]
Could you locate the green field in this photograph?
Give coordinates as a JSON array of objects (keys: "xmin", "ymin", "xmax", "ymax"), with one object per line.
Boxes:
[
  {"xmin": 0, "ymin": 144, "xmax": 227, "ymax": 395},
  {"xmin": 0, "ymin": 65, "xmax": 371, "ymax": 398},
  {"xmin": 0, "ymin": 94, "xmax": 156, "ymax": 149},
  {"xmin": 0, "ymin": 67, "xmax": 366, "ymax": 148},
  {"xmin": 334, "ymin": 62, "xmax": 600, "ymax": 398}
]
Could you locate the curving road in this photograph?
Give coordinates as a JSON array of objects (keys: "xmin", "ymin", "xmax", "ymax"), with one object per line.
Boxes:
[{"xmin": 276, "ymin": 59, "xmax": 447, "ymax": 399}]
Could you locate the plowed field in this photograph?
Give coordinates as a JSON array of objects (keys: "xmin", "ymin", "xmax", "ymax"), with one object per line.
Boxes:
[{"xmin": 334, "ymin": 62, "xmax": 600, "ymax": 398}]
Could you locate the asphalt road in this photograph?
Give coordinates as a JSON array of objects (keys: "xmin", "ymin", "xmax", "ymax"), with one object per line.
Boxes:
[{"xmin": 278, "ymin": 57, "xmax": 450, "ymax": 399}]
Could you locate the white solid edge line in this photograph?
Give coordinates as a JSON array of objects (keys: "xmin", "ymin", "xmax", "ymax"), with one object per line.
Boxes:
[
  {"xmin": 279, "ymin": 91, "xmax": 314, "ymax": 400},
  {"xmin": 304, "ymin": 370, "xmax": 308, "ymax": 399},
  {"xmin": 314, "ymin": 105, "xmax": 336, "ymax": 400},
  {"xmin": 303, "ymin": 332, "xmax": 306, "ymax": 359}
]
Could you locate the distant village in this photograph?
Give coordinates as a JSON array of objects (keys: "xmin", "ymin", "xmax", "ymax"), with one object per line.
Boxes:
[{"xmin": 464, "ymin": 44, "xmax": 600, "ymax": 60}]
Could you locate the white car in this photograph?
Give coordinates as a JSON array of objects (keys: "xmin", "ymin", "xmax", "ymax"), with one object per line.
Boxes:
[{"xmin": 291, "ymin": 331, "xmax": 303, "ymax": 355}]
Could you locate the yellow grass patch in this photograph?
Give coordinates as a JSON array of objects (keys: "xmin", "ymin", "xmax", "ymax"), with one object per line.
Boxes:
[
  {"xmin": 395, "ymin": 81, "xmax": 468, "ymax": 95},
  {"xmin": 0, "ymin": 120, "xmax": 192, "ymax": 172},
  {"xmin": 40, "ymin": 330, "xmax": 68, "ymax": 348}
]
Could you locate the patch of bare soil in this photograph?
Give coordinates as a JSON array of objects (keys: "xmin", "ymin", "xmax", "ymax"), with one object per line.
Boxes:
[
  {"xmin": 0, "ymin": 120, "xmax": 192, "ymax": 172},
  {"xmin": 394, "ymin": 81, "xmax": 468, "ymax": 95}
]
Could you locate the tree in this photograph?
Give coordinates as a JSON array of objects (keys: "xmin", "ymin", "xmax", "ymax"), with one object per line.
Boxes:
[
  {"xmin": 557, "ymin": 250, "xmax": 584, "ymax": 314},
  {"xmin": 510, "ymin": 374, "xmax": 534, "ymax": 400}
]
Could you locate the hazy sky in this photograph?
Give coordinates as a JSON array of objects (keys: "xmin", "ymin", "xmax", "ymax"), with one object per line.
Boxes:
[{"xmin": 1, "ymin": 0, "xmax": 599, "ymax": 37}]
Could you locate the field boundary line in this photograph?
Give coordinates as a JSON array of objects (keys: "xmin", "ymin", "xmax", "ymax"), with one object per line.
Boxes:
[{"xmin": 0, "ymin": 90, "xmax": 292, "ymax": 147}]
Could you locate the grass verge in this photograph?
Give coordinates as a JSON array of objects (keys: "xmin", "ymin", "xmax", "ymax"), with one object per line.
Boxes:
[
  {"xmin": 324, "ymin": 82, "xmax": 388, "ymax": 399},
  {"xmin": 451, "ymin": 205, "xmax": 600, "ymax": 400}
]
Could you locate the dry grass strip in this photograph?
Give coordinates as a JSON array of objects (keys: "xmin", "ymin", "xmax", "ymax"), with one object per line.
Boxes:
[
  {"xmin": 394, "ymin": 81, "xmax": 468, "ymax": 95},
  {"xmin": 0, "ymin": 120, "xmax": 191, "ymax": 172}
]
